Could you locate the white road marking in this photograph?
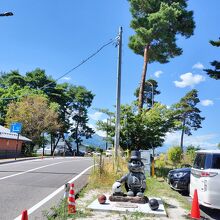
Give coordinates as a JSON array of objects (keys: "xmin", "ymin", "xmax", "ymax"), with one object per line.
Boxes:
[
  {"xmin": 14, "ymin": 165, "xmax": 93, "ymax": 220},
  {"xmin": 0, "ymin": 161, "xmax": 70, "ymax": 180}
]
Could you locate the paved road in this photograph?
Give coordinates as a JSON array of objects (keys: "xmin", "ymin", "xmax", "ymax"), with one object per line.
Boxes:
[{"xmin": 0, "ymin": 157, "xmax": 93, "ymax": 220}]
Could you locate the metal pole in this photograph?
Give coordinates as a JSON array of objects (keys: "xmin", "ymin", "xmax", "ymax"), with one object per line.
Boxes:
[
  {"xmin": 114, "ymin": 27, "xmax": 122, "ymax": 160},
  {"xmin": 106, "ymin": 118, "xmax": 109, "ymax": 150},
  {"xmin": 15, "ymin": 133, "xmax": 20, "ymax": 160}
]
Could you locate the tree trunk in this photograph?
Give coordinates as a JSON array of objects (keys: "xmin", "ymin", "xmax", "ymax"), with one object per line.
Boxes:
[
  {"xmin": 180, "ymin": 118, "xmax": 186, "ymax": 151},
  {"xmin": 75, "ymin": 121, "xmax": 79, "ymax": 155},
  {"xmin": 138, "ymin": 44, "xmax": 150, "ymax": 112},
  {"xmin": 51, "ymin": 135, "xmax": 60, "ymax": 155}
]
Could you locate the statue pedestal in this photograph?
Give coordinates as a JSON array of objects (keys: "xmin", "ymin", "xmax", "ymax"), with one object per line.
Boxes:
[{"xmin": 109, "ymin": 194, "xmax": 149, "ymax": 204}]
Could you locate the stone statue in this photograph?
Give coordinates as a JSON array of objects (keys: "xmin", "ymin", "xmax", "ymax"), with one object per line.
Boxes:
[{"xmin": 112, "ymin": 150, "xmax": 146, "ymax": 197}]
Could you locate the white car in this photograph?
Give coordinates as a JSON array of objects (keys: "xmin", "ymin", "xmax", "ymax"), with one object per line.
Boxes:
[{"xmin": 190, "ymin": 150, "xmax": 220, "ymax": 209}]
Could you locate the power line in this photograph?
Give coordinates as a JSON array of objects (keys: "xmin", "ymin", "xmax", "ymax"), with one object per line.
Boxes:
[{"xmin": 0, "ymin": 38, "xmax": 116, "ymax": 101}]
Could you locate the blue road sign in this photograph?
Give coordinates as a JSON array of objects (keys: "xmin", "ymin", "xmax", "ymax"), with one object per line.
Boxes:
[{"xmin": 10, "ymin": 122, "xmax": 22, "ymax": 133}]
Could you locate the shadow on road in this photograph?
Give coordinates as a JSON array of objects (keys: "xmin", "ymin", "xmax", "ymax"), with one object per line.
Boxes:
[{"xmin": 200, "ymin": 205, "xmax": 220, "ymax": 220}]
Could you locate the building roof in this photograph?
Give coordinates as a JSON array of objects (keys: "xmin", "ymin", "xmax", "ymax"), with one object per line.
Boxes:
[{"xmin": 0, "ymin": 125, "xmax": 31, "ymax": 142}]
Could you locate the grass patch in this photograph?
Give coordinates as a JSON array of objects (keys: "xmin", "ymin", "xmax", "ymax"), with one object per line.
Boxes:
[
  {"xmin": 43, "ymin": 199, "xmax": 92, "ymax": 220},
  {"xmin": 87, "ymin": 155, "xmax": 128, "ymax": 190},
  {"xmin": 146, "ymin": 177, "xmax": 190, "ymax": 211}
]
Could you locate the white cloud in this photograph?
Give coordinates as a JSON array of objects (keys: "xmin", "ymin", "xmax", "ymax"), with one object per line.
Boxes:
[
  {"xmin": 192, "ymin": 62, "xmax": 204, "ymax": 70},
  {"xmin": 88, "ymin": 123, "xmax": 106, "ymax": 137},
  {"xmin": 201, "ymin": 99, "xmax": 214, "ymax": 106},
  {"xmin": 164, "ymin": 132, "xmax": 218, "ymax": 149},
  {"xmin": 95, "ymin": 130, "xmax": 106, "ymax": 137},
  {"xmin": 154, "ymin": 70, "xmax": 163, "ymax": 78},
  {"xmin": 174, "ymin": 72, "xmax": 205, "ymax": 88},
  {"xmin": 61, "ymin": 77, "xmax": 71, "ymax": 81},
  {"xmin": 88, "ymin": 112, "xmax": 103, "ymax": 121}
]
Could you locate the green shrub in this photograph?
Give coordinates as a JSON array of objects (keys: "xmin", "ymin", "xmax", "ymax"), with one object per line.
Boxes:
[
  {"xmin": 183, "ymin": 145, "xmax": 200, "ymax": 165},
  {"xmin": 167, "ymin": 146, "xmax": 182, "ymax": 168}
]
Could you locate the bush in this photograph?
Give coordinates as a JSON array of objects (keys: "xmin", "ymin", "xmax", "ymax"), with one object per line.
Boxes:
[
  {"xmin": 183, "ymin": 145, "xmax": 200, "ymax": 165},
  {"xmin": 167, "ymin": 146, "xmax": 182, "ymax": 167}
]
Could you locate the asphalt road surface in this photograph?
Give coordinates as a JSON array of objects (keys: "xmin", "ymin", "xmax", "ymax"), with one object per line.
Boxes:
[{"xmin": 0, "ymin": 157, "xmax": 93, "ymax": 220}]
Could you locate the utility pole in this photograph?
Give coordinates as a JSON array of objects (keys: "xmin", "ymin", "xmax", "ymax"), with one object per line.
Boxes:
[{"xmin": 114, "ymin": 27, "xmax": 122, "ymax": 160}]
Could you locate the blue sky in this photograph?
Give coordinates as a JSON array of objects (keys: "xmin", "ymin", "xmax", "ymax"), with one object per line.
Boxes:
[{"xmin": 1, "ymin": 1, "xmax": 219, "ymax": 150}]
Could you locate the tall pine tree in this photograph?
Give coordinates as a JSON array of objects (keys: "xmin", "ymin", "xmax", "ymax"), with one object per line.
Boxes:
[
  {"xmin": 204, "ymin": 38, "xmax": 220, "ymax": 80},
  {"xmin": 128, "ymin": 0, "xmax": 195, "ymax": 112},
  {"xmin": 173, "ymin": 89, "xmax": 205, "ymax": 151}
]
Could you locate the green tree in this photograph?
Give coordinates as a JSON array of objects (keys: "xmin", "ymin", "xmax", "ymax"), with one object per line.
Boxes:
[
  {"xmin": 97, "ymin": 103, "xmax": 176, "ymax": 151},
  {"xmin": 134, "ymin": 79, "xmax": 160, "ymax": 109},
  {"xmin": 0, "ymin": 84, "xmax": 42, "ymax": 124},
  {"xmin": 0, "ymin": 70, "xmax": 26, "ymax": 87},
  {"xmin": 172, "ymin": 89, "xmax": 205, "ymax": 151},
  {"xmin": 0, "ymin": 69, "xmax": 95, "ymax": 153},
  {"xmin": 128, "ymin": 0, "xmax": 195, "ymax": 111},
  {"xmin": 204, "ymin": 38, "xmax": 220, "ymax": 79},
  {"xmin": 217, "ymin": 143, "xmax": 220, "ymax": 150},
  {"xmin": 95, "ymin": 108, "xmax": 114, "ymax": 149},
  {"xmin": 5, "ymin": 95, "xmax": 61, "ymax": 148},
  {"xmin": 68, "ymin": 86, "xmax": 95, "ymax": 154},
  {"xmin": 168, "ymin": 146, "xmax": 182, "ymax": 167}
]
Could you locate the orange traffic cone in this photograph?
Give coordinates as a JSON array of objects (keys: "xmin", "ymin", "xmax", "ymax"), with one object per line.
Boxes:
[
  {"xmin": 21, "ymin": 210, "xmax": 28, "ymax": 220},
  {"xmin": 190, "ymin": 189, "xmax": 200, "ymax": 219},
  {"xmin": 68, "ymin": 183, "xmax": 76, "ymax": 214}
]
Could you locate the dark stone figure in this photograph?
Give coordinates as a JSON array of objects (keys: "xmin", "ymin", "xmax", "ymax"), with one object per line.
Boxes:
[{"xmin": 117, "ymin": 150, "xmax": 146, "ymax": 197}]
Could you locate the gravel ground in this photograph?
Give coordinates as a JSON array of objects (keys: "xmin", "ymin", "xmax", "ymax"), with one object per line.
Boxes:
[{"xmin": 69, "ymin": 189, "xmax": 190, "ymax": 220}]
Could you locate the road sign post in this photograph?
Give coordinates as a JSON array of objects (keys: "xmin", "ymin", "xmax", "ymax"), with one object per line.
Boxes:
[{"xmin": 10, "ymin": 122, "xmax": 22, "ymax": 160}]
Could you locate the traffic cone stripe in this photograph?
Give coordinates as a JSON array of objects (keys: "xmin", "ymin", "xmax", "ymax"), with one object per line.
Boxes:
[
  {"xmin": 69, "ymin": 190, "xmax": 75, "ymax": 194},
  {"xmin": 69, "ymin": 198, "xmax": 75, "ymax": 202},
  {"xmin": 69, "ymin": 202, "xmax": 76, "ymax": 205}
]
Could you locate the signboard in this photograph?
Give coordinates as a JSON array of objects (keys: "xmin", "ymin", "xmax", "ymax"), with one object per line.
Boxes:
[
  {"xmin": 140, "ymin": 150, "xmax": 151, "ymax": 176},
  {"xmin": 10, "ymin": 122, "xmax": 22, "ymax": 133}
]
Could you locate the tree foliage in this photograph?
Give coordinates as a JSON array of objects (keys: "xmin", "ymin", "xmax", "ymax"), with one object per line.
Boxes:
[
  {"xmin": 5, "ymin": 95, "xmax": 61, "ymax": 145},
  {"xmin": 204, "ymin": 38, "xmax": 220, "ymax": 80},
  {"xmin": 134, "ymin": 79, "xmax": 160, "ymax": 109},
  {"xmin": 0, "ymin": 68, "xmax": 94, "ymax": 153},
  {"xmin": 97, "ymin": 103, "xmax": 176, "ymax": 151},
  {"xmin": 128, "ymin": 0, "xmax": 195, "ymax": 111},
  {"xmin": 167, "ymin": 146, "xmax": 182, "ymax": 167},
  {"xmin": 172, "ymin": 89, "xmax": 204, "ymax": 150},
  {"xmin": 68, "ymin": 86, "xmax": 95, "ymax": 154}
]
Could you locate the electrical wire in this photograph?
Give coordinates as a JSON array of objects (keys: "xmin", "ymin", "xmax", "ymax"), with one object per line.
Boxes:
[{"xmin": 0, "ymin": 37, "xmax": 117, "ymax": 101}]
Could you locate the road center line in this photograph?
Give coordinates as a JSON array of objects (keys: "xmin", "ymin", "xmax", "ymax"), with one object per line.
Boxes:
[
  {"xmin": 14, "ymin": 165, "xmax": 94, "ymax": 220},
  {"xmin": 0, "ymin": 161, "xmax": 69, "ymax": 181}
]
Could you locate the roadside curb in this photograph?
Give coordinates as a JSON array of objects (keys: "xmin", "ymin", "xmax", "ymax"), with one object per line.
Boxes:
[{"xmin": 0, "ymin": 157, "xmax": 41, "ymax": 165}]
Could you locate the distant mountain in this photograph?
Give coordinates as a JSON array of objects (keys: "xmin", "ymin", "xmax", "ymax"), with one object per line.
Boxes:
[{"xmin": 81, "ymin": 134, "xmax": 109, "ymax": 150}]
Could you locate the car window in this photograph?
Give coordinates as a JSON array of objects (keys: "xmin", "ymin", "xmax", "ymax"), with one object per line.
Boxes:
[
  {"xmin": 193, "ymin": 153, "xmax": 212, "ymax": 169},
  {"xmin": 212, "ymin": 154, "xmax": 220, "ymax": 169}
]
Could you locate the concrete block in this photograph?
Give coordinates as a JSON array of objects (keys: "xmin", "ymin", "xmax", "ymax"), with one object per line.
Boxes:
[{"xmin": 87, "ymin": 195, "xmax": 167, "ymax": 217}]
